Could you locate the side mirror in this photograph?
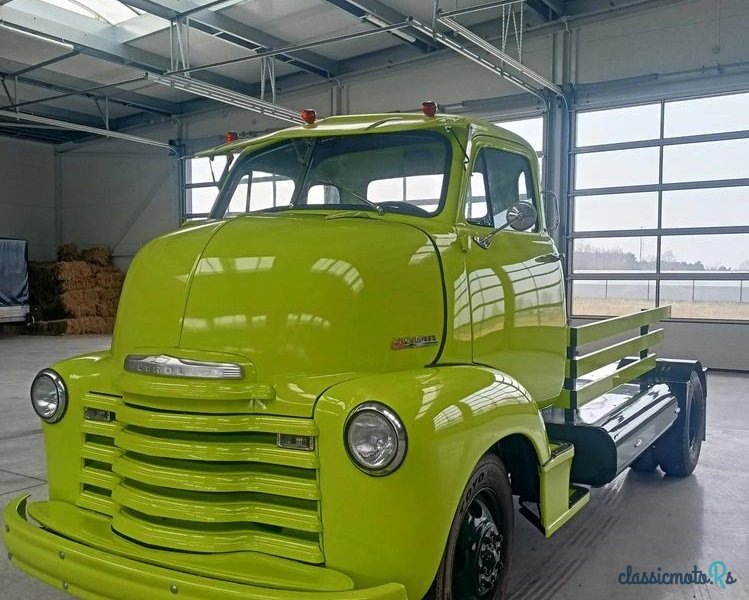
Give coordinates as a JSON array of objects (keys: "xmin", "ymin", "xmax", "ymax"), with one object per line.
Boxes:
[
  {"xmin": 508, "ymin": 202, "xmax": 538, "ymax": 231},
  {"xmin": 474, "ymin": 202, "xmax": 537, "ymax": 249}
]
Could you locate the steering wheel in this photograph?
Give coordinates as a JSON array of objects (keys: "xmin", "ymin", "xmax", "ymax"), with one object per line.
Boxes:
[{"xmin": 376, "ymin": 201, "xmax": 431, "ymax": 216}]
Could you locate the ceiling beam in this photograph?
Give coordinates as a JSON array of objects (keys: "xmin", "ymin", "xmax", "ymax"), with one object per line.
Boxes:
[
  {"xmin": 539, "ymin": 0, "xmax": 564, "ymax": 17},
  {"xmin": 525, "ymin": 0, "xmax": 564, "ymax": 21},
  {"xmin": 4, "ymin": 51, "xmax": 78, "ymax": 78},
  {"xmin": 119, "ymin": 0, "xmax": 338, "ymax": 78},
  {"xmin": 0, "ymin": 61, "xmax": 181, "ymax": 115},
  {"xmin": 323, "ymin": 0, "xmax": 437, "ymax": 52}
]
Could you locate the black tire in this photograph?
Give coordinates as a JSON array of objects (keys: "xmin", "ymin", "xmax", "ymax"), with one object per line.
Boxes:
[
  {"xmin": 630, "ymin": 447, "xmax": 658, "ymax": 473},
  {"xmin": 425, "ymin": 454, "xmax": 513, "ymax": 600},
  {"xmin": 655, "ymin": 371, "xmax": 705, "ymax": 477}
]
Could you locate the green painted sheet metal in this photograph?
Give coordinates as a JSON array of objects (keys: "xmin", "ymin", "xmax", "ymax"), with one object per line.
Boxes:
[
  {"xmin": 559, "ymin": 354, "xmax": 657, "ymax": 409},
  {"xmin": 567, "ymin": 328, "xmax": 665, "ymax": 378},
  {"xmin": 568, "ymin": 305, "xmax": 671, "ymax": 346}
]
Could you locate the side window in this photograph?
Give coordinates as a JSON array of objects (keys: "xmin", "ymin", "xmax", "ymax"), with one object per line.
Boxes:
[
  {"xmin": 466, "ymin": 147, "xmax": 537, "ymax": 230},
  {"xmin": 465, "ymin": 154, "xmax": 490, "ymax": 224},
  {"xmin": 227, "ymin": 171, "xmax": 295, "ymax": 215}
]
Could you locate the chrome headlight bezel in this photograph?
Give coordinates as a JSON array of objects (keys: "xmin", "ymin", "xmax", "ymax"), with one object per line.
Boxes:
[
  {"xmin": 344, "ymin": 401, "xmax": 407, "ymax": 476},
  {"xmin": 30, "ymin": 368, "xmax": 68, "ymax": 424}
]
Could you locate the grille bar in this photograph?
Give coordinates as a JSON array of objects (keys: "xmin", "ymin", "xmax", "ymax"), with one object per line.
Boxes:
[
  {"xmin": 113, "ymin": 454, "xmax": 320, "ymax": 499},
  {"xmin": 113, "ymin": 508, "xmax": 324, "ymax": 563},
  {"xmin": 115, "ymin": 427, "xmax": 319, "ymax": 468},
  {"xmin": 112, "ymin": 480, "xmax": 322, "ymax": 532},
  {"xmin": 118, "ymin": 404, "xmax": 318, "ymax": 436}
]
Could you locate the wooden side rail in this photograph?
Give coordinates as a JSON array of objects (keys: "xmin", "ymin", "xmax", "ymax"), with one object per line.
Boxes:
[{"xmin": 559, "ymin": 305, "xmax": 671, "ymax": 419}]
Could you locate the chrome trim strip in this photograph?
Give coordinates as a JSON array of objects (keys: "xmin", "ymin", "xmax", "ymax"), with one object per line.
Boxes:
[{"xmin": 124, "ymin": 355, "xmax": 244, "ymax": 380}]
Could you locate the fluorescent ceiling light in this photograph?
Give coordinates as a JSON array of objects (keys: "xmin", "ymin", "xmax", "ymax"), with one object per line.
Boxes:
[
  {"xmin": 148, "ymin": 74, "xmax": 302, "ymax": 124},
  {"xmin": 0, "ymin": 109, "xmax": 173, "ymax": 149},
  {"xmin": 0, "ymin": 22, "xmax": 75, "ymax": 50}
]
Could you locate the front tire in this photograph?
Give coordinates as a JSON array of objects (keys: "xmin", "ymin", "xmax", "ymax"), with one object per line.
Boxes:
[
  {"xmin": 656, "ymin": 371, "xmax": 705, "ymax": 477},
  {"xmin": 426, "ymin": 454, "xmax": 514, "ymax": 600}
]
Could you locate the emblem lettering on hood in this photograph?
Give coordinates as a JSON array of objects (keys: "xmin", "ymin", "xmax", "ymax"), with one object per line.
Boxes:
[{"xmin": 391, "ymin": 335, "xmax": 438, "ymax": 350}]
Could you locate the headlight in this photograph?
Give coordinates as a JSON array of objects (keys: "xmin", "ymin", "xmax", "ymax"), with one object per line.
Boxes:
[
  {"xmin": 30, "ymin": 369, "xmax": 67, "ymax": 423},
  {"xmin": 344, "ymin": 402, "xmax": 407, "ymax": 475}
]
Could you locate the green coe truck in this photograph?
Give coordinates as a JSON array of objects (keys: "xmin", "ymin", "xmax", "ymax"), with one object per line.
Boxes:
[{"xmin": 3, "ymin": 108, "xmax": 706, "ymax": 600}]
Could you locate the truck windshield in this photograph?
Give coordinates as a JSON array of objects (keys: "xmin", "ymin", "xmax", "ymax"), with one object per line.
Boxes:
[{"xmin": 209, "ymin": 131, "xmax": 452, "ymax": 219}]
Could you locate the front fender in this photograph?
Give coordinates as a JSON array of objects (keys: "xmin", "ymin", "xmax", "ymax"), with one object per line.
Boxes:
[{"xmin": 314, "ymin": 365, "xmax": 550, "ymax": 600}]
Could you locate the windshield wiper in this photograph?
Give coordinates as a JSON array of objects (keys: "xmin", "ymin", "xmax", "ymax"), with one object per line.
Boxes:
[
  {"xmin": 445, "ymin": 124, "xmax": 469, "ymax": 168},
  {"xmin": 312, "ymin": 179, "xmax": 385, "ymax": 216}
]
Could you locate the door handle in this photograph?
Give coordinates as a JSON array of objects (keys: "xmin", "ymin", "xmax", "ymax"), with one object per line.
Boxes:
[{"xmin": 537, "ymin": 252, "xmax": 564, "ymax": 263}]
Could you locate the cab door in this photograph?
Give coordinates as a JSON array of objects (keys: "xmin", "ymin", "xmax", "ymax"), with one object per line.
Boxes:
[{"xmin": 462, "ymin": 137, "xmax": 566, "ymax": 404}]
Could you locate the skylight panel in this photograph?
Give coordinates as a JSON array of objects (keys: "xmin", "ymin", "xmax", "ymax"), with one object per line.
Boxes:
[{"xmin": 38, "ymin": 0, "xmax": 140, "ymax": 25}]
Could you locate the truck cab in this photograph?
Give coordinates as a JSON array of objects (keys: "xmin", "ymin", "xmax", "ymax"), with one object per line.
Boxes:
[{"xmin": 3, "ymin": 110, "xmax": 706, "ymax": 600}]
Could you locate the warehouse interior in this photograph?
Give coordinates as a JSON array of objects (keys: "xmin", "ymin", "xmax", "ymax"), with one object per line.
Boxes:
[{"xmin": 1, "ymin": 0, "xmax": 748, "ymax": 599}]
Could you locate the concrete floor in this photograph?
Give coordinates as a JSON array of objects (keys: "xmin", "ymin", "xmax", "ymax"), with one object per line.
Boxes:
[{"xmin": 0, "ymin": 334, "xmax": 747, "ymax": 600}]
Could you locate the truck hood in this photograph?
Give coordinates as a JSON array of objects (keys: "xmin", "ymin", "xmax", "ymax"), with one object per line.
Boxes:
[{"xmin": 112, "ymin": 213, "xmax": 445, "ymax": 416}]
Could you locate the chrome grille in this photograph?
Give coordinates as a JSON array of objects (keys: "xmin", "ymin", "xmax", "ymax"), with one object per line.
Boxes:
[{"xmin": 78, "ymin": 391, "xmax": 323, "ymax": 563}]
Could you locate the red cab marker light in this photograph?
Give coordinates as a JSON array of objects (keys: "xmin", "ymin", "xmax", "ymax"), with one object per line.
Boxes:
[
  {"xmin": 224, "ymin": 131, "xmax": 239, "ymax": 143},
  {"xmin": 421, "ymin": 101, "xmax": 437, "ymax": 117},
  {"xmin": 300, "ymin": 109, "xmax": 317, "ymax": 125}
]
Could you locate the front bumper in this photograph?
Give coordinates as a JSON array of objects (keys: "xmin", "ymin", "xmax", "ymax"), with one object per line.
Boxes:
[{"xmin": 3, "ymin": 496, "xmax": 407, "ymax": 600}]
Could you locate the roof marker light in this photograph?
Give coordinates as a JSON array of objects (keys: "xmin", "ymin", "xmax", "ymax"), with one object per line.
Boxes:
[
  {"xmin": 224, "ymin": 131, "xmax": 239, "ymax": 143},
  {"xmin": 300, "ymin": 109, "xmax": 317, "ymax": 125},
  {"xmin": 421, "ymin": 101, "xmax": 438, "ymax": 117}
]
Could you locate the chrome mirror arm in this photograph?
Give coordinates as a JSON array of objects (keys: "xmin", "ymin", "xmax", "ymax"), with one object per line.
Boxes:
[{"xmin": 473, "ymin": 219, "xmax": 515, "ymax": 249}]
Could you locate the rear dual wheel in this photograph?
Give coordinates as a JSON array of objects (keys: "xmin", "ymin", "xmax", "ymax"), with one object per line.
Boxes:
[
  {"xmin": 426, "ymin": 455, "xmax": 513, "ymax": 600},
  {"xmin": 630, "ymin": 371, "xmax": 705, "ymax": 477},
  {"xmin": 657, "ymin": 372, "xmax": 705, "ymax": 476}
]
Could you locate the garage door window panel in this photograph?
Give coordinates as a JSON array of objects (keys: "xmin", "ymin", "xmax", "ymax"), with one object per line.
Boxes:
[
  {"xmin": 661, "ymin": 280, "xmax": 749, "ymax": 320},
  {"xmin": 574, "ymin": 192, "xmax": 658, "ymax": 232},
  {"xmin": 663, "ymin": 139, "xmax": 749, "ymax": 184},
  {"xmin": 570, "ymin": 92, "xmax": 749, "ymax": 321},
  {"xmin": 665, "ymin": 92, "xmax": 749, "ymax": 138},
  {"xmin": 575, "ymin": 147, "xmax": 660, "ymax": 190},
  {"xmin": 660, "ymin": 234, "xmax": 749, "ymax": 273},
  {"xmin": 573, "ymin": 237, "xmax": 658, "ymax": 273},
  {"xmin": 576, "ymin": 103, "xmax": 661, "ymax": 146},
  {"xmin": 662, "ymin": 187, "xmax": 749, "ymax": 229},
  {"xmin": 572, "ymin": 279, "xmax": 655, "ymax": 317}
]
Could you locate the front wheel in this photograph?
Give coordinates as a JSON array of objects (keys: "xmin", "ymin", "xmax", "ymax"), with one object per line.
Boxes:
[
  {"xmin": 426, "ymin": 454, "xmax": 514, "ymax": 600},
  {"xmin": 656, "ymin": 371, "xmax": 706, "ymax": 477}
]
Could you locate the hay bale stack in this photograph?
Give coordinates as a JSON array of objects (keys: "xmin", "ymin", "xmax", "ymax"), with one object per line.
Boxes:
[
  {"xmin": 57, "ymin": 243, "xmax": 81, "ymax": 262},
  {"xmin": 56, "ymin": 261, "xmax": 96, "ymax": 290},
  {"xmin": 81, "ymin": 245, "xmax": 112, "ymax": 266},
  {"xmin": 27, "ymin": 245, "xmax": 126, "ymax": 335}
]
